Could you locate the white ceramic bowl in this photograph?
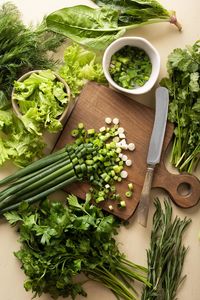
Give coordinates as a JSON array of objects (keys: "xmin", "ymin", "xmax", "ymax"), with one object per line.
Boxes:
[{"xmin": 102, "ymin": 37, "xmax": 160, "ymax": 95}]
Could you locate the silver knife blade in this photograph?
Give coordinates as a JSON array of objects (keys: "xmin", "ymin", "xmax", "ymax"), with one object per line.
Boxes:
[
  {"xmin": 147, "ymin": 87, "xmax": 169, "ymax": 165},
  {"xmin": 137, "ymin": 86, "xmax": 169, "ymax": 227}
]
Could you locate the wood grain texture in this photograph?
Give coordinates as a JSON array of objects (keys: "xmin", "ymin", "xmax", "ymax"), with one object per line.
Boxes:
[{"xmin": 54, "ymin": 83, "xmax": 200, "ymax": 220}]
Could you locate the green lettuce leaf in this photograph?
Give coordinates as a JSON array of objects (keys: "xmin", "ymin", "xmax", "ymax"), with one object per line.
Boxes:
[
  {"xmin": 0, "ymin": 138, "xmax": 9, "ymax": 165},
  {"xmin": 13, "ymin": 70, "xmax": 68, "ymax": 135},
  {"xmin": 0, "ymin": 109, "xmax": 13, "ymax": 129},
  {"xmin": 59, "ymin": 43, "xmax": 106, "ymax": 97},
  {"xmin": 0, "ymin": 111, "xmax": 45, "ymax": 167},
  {"xmin": 0, "ymin": 90, "xmax": 10, "ymax": 110}
]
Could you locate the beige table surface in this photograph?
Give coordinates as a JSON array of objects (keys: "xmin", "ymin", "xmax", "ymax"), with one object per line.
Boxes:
[{"xmin": 0, "ymin": 0, "xmax": 200, "ymax": 300}]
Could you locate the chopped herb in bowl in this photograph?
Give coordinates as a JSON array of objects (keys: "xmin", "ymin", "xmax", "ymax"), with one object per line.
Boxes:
[
  {"xmin": 109, "ymin": 45, "xmax": 152, "ymax": 89},
  {"xmin": 103, "ymin": 37, "xmax": 160, "ymax": 95}
]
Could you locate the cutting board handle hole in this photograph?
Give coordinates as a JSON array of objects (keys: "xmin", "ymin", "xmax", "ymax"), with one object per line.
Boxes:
[{"xmin": 177, "ymin": 182, "xmax": 192, "ymax": 197}]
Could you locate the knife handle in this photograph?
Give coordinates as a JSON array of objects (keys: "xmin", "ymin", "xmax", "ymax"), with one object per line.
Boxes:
[{"xmin": 137, "ymin": 166, "xmax": 155, "ymax": 227}]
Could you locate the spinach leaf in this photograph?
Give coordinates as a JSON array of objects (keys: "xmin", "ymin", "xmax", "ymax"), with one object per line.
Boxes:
[
  {"xmin": 94, "ymin": 0, "xmax": 170, "ymax": 25},
  {"xmin": 46, "ymin": 6, "xmax": 125, "ymax": 50},
  {"xmin": 46, "ymin": 1, "xmax": 180, "ymax": 50}
]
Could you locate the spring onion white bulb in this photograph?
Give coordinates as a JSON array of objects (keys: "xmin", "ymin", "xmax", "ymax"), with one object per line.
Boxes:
[
  {"xmin": 112, "ymin": 118, "xmax": 119, "ymax": 125},
  {"xmin": 120, "ymin": 170, "xmax": 128, "ymax": 178},
  {"xmin": 105, "ymin": 117, "xmax": 112, "ymax": 124},
  {"xmin": 128, "ymin": 143, "xmax": 135, "ymax": 151},
  {"xmin": 126, "ymin": 159, "xmax": 132, "ymax": 166}
]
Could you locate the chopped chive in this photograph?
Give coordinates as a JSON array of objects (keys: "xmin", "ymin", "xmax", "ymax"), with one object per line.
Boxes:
[
  {"xmin": 125, "ymin": 191, "xmax": 132, "ymax": 198},
  {"xmin": 119, "ymin": 200, "xmax": 126, "ymax": 208},
  {"xmin": 128, "ymin": 183, "xmax": 134, "ymax": 191}
]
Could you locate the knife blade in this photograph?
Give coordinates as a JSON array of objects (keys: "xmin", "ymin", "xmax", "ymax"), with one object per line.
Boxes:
[{"xmin": 137, "ymin": 86, "xmax": 169, "ymax": 227}]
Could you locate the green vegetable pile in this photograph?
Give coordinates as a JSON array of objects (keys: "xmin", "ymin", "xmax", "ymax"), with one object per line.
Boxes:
[
  {"xmin": 13, "ymin": 70, "xmax": 69, "ymax": 135},
  {"xmin": 0, "ymin": 122, "xmax": 132, "ymax": 214},
  {"xmin": 0, "ymin": 2, "xmax": 64, "ymax": 167},
  {"xmin": 46, "ymin": 0, "xmax": 181, "ymax": 50},
  {"xmin": 5, "ymin": 195, "xmax": 149, "ymax": 300},
  {"xmin": 0, "ymin": 2, "xmax": 105, "ymax": 167},
  {"xmin": 142, "ymin": 198, "xmax": 191, "ymax": 300},
  {"xmin": 0, "ymin": 2, "xmax": 64, "ymax": 102},
  {"xmin": 109, "ymin": 46, "xmax": 152, "ymax": 89},
  {"xmin": 161, "ymin": 41, "xmax": 200, "ymax": 172}
]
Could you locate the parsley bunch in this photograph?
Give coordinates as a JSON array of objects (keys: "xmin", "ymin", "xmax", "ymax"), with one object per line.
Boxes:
[
  {"xmin": 161, "ymin": 41, "xmax": 200, "ymax": 173},
  {"xmin": 5, "ymin": 195, "xmax": 149, "ymax": 300}
]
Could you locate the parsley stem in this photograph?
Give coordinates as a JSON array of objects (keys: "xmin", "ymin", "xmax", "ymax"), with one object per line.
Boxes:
[
  {"xmin": 116, "ymin": 264, "xmax": 150, "ymax": 287},
  {"xmin": 120, "ymin": 258, "xmax": 148, "ymax": 273},
  {"xmin": 87, "ymin": 268, "xmax": 136, "ymax": 300}
]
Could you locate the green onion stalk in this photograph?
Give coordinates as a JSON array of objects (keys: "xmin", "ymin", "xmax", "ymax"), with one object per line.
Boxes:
[{"xmin": 0, "ymin": 123, "xmax": 131, "ymax": 214}]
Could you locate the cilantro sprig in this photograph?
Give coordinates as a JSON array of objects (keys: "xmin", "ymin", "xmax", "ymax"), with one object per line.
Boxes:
[
  {"xmin": 161, "ymin": 41, "xmax": 200, "ymax": 173},
  {"xmin": 5, "ymin": 195, "xmax": 149, "ymax": 300}
]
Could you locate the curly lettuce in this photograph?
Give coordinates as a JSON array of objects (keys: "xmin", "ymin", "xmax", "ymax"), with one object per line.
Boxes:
[
  {"xmin": 59, "ymin": 43, "xmax": 106, "ymax": 98},
  {"xmin": 0, "ymin": 111, "xmax": 45, "ymax": 167},
  {"xmin": 13, "ymin": 70, "xmax": 69, "ymax": 135}
]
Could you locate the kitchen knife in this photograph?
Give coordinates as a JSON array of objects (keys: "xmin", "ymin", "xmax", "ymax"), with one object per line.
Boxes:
[{"xmin": 137, "ymin": 86, "xmax": 169, "ymax": 227}]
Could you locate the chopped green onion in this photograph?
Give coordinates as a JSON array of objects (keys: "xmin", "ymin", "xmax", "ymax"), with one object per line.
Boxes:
[
  {"xmin": 128, "ymin": 183, "xmax": 134, "ymax": 191},
  {"xmin": 119, "ymin": 200, "xmax": 126, "ymax": 208},
  {"xmin": 125, "ymin": 191, "xmax": 132, "ymax": 198},
  {"xmin": 105, "ymin": 117, "xmax": 112, "ymax": 124}
]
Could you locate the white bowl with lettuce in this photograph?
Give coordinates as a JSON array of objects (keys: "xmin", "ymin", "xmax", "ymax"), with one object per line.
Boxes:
[{"xmin": 11, "ymin": 70, "xmax": 71, "ymax": 136}]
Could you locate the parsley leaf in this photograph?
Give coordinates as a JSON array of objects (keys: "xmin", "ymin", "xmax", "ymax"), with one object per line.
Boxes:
[
  {"xmin": 4, "ymin": 211, "xmax": 22, "ymax": 225},
  {"xmin": 5, "ymin": 195, "xmax": 148, "ymax": 299}
]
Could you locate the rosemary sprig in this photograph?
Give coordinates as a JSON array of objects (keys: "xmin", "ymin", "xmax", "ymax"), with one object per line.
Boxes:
[{"xmin": 142, "ymin": 198, "xmax": 191, "ymax": 300}]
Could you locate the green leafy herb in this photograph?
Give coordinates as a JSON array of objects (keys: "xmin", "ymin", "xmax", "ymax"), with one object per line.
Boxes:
[
  {"xmin": 0, "ymin": 2, "xmax": 64, "ymax": 102},
  {"xmin": 13, "ymin": 70, "xmax": 69, "ymax": 135},
  {"xmin": 0, "ymin": 2, "xmax": 66, "ymax": 167},
  {"xmin": 141, "ymin": 198, "xmax": 191, "ymax": 300},
  {"xmin": 160, "ymin": 41, "xmax": 200, "ymax": 172},
  {"xmin": 59, "ymin": 43, "xmax": 106, "ymax": 98},
  {"xmin": 5, "ymin": 195, "xmax": 149, "ymax": 300},
  {"xmin": 109, "ymin": 45, "xmax": 152, "ymax": 89},
  {"xmin": 46, "ymin": 6, "xmax": 125, "ymax": 51},
  {"xmin": 93, "ymin": 0, "xmax": 173, "ymax": 25},
  {"xmin": 46, "ymin": 1, "xmax": 181, "ymax": 50},
  {"xmin": 0, "ymin": 111, "xmax": 45, "ymax": 167}
]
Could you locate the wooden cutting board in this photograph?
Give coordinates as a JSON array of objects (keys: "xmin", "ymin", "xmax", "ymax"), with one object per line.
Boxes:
[{"xmin": 54, "ymin": 82, "xmax": 200, "ymax": 220}]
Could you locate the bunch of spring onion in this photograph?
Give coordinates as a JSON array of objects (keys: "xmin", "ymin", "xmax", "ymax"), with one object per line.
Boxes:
[{"xmin": 0, "ymin": 122, "xmax": 134, "ymax": 214}]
